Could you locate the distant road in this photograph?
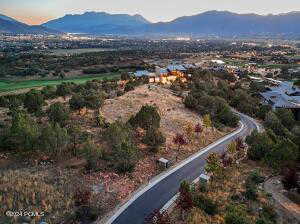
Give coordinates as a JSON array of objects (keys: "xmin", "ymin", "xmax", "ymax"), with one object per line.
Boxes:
[{"xmin": 107, "ymin": 112, "xmax": 260, "ymax": 224}]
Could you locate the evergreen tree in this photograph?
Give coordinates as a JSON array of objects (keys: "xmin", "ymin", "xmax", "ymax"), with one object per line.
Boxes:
[
  {"xmin": 142, "ymin": 128, "xmax": 166, "ymax": 152},
  {"xmin": 47, "ymin": 102, "xmax": 70, "ymax": 127},
  {"xmin": 128, "ymin": 104, "xmax": 161, "ymax": 130},
  {"xmin": 40, "ymin": 123, "xmax": 69, "ymax": 155},
  {"xmin": 9, "ymin": 110, "xmax": 39, "ymax": 150},
  {"xmin": 23, "ymin": 90, "xmax": 45, "ymax": 115}
]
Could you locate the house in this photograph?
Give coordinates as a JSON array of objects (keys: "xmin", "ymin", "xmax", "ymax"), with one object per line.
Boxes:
[
  {"xmin": 133, "ymin": 63, "xmax": 190, "ymax": 84},
  {"xmin": 249, "ymin": 75, "xmax": 264, "ymax": 83},
  {"xmin": 151, "ymin": 66, "xmax": 181, "ymax": 84},
  {"xmin": 260, "ymin": 81, "xmax": 300, "ymax": 120},
  {"xmin": 167, "ymin": 65, "xmax": 187, "ymax": 75},
  {"xmin": 211, "ymin": 59, "xmax": 225, "ymax": 65},
  {"xmin": 134, "ymin": 70, "xmax": 150, "ymax": 77}
]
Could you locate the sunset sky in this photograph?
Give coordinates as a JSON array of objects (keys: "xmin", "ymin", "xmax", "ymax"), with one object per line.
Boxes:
[{"xmin": 1, "ymin": 0, "xmax": 299, "ymax": 25}]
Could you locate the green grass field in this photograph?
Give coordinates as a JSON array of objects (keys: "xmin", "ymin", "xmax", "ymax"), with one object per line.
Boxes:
[{"xmin": 0, "ymin": 73, "xmax": 120, "ymax": 93}]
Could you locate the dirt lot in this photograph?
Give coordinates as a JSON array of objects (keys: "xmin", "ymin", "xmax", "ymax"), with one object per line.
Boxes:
[{"xmin": 101, "ymin": 85, "xmax": 229, "ymax": 156}]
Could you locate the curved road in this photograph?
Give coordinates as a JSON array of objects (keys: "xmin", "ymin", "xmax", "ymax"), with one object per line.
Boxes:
[{"xmin": 107, "ymin": 112, "xmax": 260, "ymax": 224}]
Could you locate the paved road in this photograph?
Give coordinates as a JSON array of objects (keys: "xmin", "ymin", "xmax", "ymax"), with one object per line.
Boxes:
[{"xmin": 108, "ymin": 112, "xmax": 260, "ymax": 224}]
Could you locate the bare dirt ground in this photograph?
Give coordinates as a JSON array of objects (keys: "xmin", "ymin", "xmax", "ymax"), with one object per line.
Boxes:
[
  {"xmin": 101, "ymin": 84, "xmax": 229, "ymax": 157},
  {"xmin": 264, "ymin": 176, "xmax": 300, "ymax": 224}
]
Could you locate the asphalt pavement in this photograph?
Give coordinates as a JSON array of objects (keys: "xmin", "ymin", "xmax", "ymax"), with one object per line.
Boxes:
[{"xmin": 108, "ymin": 112, "xmax": 259, "ymax": 224}]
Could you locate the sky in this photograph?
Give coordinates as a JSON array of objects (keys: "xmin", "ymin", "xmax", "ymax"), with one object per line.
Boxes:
[{"xmin": 1, "ymin": 0, "xmax": 300, "ymax": 25}]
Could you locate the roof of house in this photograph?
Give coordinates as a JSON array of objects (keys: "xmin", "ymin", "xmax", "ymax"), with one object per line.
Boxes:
[
  {"xmin": 260, "ymin": 81, "xmax": 300, "ymax": 108},
  {"xmin": 167, "ymin": 65, "xmax": 187, "ymax": 72},
  {"xmin": 183, "ymin": 64, "xmax": 196, "ymax": 69},
  {"xmin": 211, "ymin": 59, "xmax": 225, "ymax": 64},
  {"xmin": 157, "ymin": 68, "xmax": 168, "ymax": 75},
  {"xmin": 134, "ymin": 70, "xmax": 150, "ymax": 77}
]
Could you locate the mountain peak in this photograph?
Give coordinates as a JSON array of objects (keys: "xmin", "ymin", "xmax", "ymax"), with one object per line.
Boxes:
[
  {"xmin": 43, "ymin": 11, "xmax": 150, "ymax": 33},
  {"xmin": 0, "ymin": 13, "xmax": 18, "ymax": 23}
]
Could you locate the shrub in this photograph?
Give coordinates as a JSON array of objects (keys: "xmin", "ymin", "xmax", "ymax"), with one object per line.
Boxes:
[
  {"xmin": 142, "ymin": 128, "xmax": 166, "ymax": 152},
  {"xmin": 84, "ymin": 92, "xmax": 105, "ymax": 110},
  {"xmin": 47, "ymin": 102, "xmax": 70, "ymax": 127},
  {"xmin": 246, "ymin": 131, "xmax": 274, "ymax": 161},
  {"xmin": 69, "ymin": 92, "xmax": 105, "ymax": 111},
  {"xmin": 259, "ymin": 204, "xmax": 277, "ymax": 223},
  {"xmin": 74, "ymin": 189, "xmax": 91, "ymax": 206},
  {"xmin": 264, "ymin": 112, "xmax": 288, "ymax": 137},
  {"xmin": 124, "ymin": 82, "xmax": 135, "ymax": 92},
  {"xmin": 275, "ymin": 108, "xmax": 295, "ymax": 130},
  {"xmin": 23, "ymin": 89, "xmax": 45, "ymax": 115},
  {"xmin": 244, "ymin": 184, "xmax": 258, "ymax": 200},
  {"xmin": 184, "ymin": 94, "xmax": 197, "ymax": 109},
  {"xmin": 173, "ymin": 133, "xmax": 187, "ymax": 151},
  {"xmin": 0, "ymin": 169, "xmax": 75, "ymax": 223},
  {"xmin": 128, "ymin": 104, "xmax": 161, "ymax": 130},
  {"xmin": 81, "ymin": 139, "xmax": 103, "ymax": 171},
  {"xmin": 103, "ymin": 121, "xmax": 138, "ymax": 173},
  {"xmin": 281, "ymin": 167, "xmax": 299, "ymax": 190},
  {"xmin": 194, "ymin": 123, "xmax": 203, "ymax": 136},
  {"xmin": 264, "ymin": 138, "xmax": 298, "ymax": 169},
  {"xmin": 216, "ymin": 107, "xmax": 239, "ymax": 127},
  {"xmin": 113, "ymin": 142, "xmax": 137, "ymax": 173},
  {"xmin": 205, "ymin": 153, "xmax": 223, "ymax": 178},
  {"xmin": 121, "ymin": 73, "xmax": 130, "ymax": 81},
  {"xmin": 41, "ymin": 85, "xmax": 57, "ymax": 99},
  {"xmin": 103, "ymin": 121, "xmax": 133, "ymax": 147},
  {"xmin": 177, "ymin": 181, "xmax": 194, "ymax": 212},
  {"xmin": 95, "ymin": 111, "xmax": 109, "ymax": 128},
  {"xmin": 256, "ymin": 105, "xmax": 272, "ymax": 120},
  {"xmin": 69, "ymin": 94, "xmax": 86, "ymax": 110},
  {"xmin": 6, "ymin": 110, "xmax": 40, "ymax": 151},
  {"xmin": 193, "ymin": 194, "xmax": 218, "ymax": 215},
  {"xmin": 56, "ymin": 82, "xmax": 74, "ymax": 97},
  {"xmin": 145, "ymin": 209, "xmax": 171, "ymax": 224},
  {"xmin": 187, "ymin": 208, "xmax": 209, "ymax": 224},
  {"xmin": 39, "ymin": 123, "xmax": 69, "ymax": 155},
  {"xmin": 198, "ymin": 182, "xmax": 207, "ymax": 193},
  {"xmin": 225, "ymin": 205, "xmax": 250, "ymax": 224},
  {"xmin": 248, "ymin": 169, "xmax": 265, "ymax": 185},
  {"xmin": 73, "ymin": 206, "xmax": 98, "ymax": 223}
]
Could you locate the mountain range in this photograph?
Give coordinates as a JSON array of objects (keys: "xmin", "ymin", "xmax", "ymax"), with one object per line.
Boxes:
[
  {"xmin": 0, "ymin": 14, "xmax": 60, "ymax": 34},
  {"xmin": 1, "ymin": 11, "xmax": 300, "ymax": 38},
  {"xmin": 43, "ymin": 11, "xmax": 150, "ymax": 34}
]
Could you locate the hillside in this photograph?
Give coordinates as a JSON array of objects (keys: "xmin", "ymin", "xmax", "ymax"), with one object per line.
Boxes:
[
  {"xmin": 0, "ymin": 13, "xmax": 18, "ymax": 23},
  {"xmin": 144, "ymin": 11, "xmax": 300, "ymax": 38},
  {"xmin": 43, "ymin": 11, "xmax": 150, "ymax": 34},
  {"xmin": 2, "ymin": 10, "xmax": 300, "ymax": 37},
  {"xmin": 42, "ymin": 10, "xmax": 300, "ymax": 37},
  {"xmin": 0, "ymin": 16, "xmax": 60, "ymax": 34}
]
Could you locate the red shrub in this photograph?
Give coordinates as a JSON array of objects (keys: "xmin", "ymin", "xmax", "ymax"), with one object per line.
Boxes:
[{"xmin": 145, "ymin": 209, "xmax": 171, "ymax": 224}]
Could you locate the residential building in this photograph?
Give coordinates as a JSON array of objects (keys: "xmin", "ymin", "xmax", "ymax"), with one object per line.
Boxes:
[{"xmin": 260, "ymin": 81, "xmax": 300, "ymax": 120}]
